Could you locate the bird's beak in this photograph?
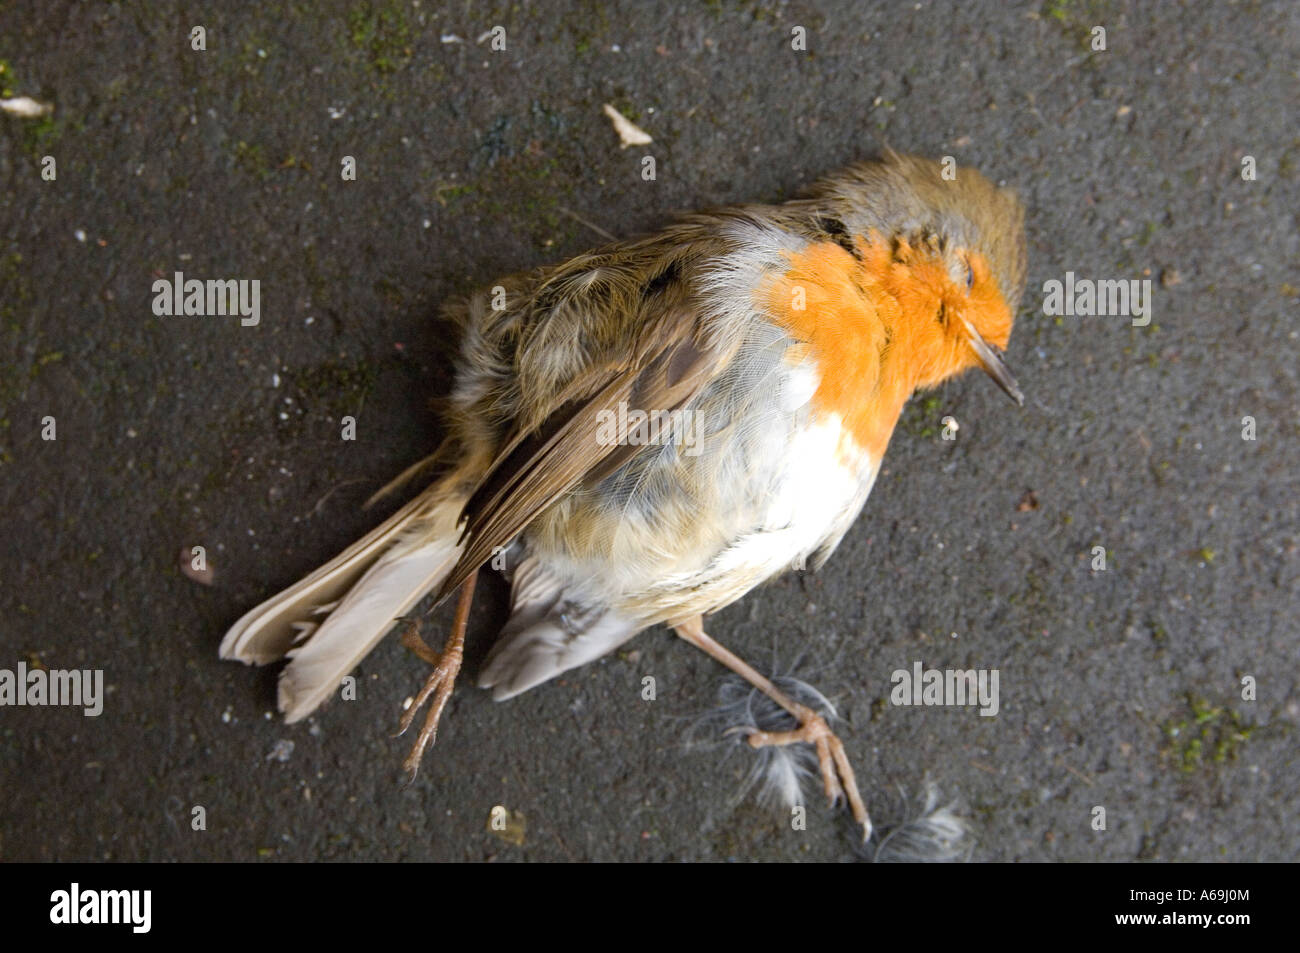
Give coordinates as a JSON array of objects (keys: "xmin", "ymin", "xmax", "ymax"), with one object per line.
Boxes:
[{"xmin": 963, "ymin": 319, "xmax": 1023, "ymax": 406}]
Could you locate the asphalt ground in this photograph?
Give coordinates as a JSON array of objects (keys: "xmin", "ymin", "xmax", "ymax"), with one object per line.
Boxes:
[{"xmin": 0, "ymin": 0, "xmax": 1296, "ymax": 862}]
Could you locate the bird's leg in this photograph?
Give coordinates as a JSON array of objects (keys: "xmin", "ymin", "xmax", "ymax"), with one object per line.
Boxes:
[
  {"xmin": 399, "ymin": 619, "xmax": 441, "ymax": 664},
  {"xmin": 397, "ymin": 573, "xmax": 477, "ymax": 777},
  {"xmin": 672, "ymin": 614, "xmax": 871, "ymax": 840}
]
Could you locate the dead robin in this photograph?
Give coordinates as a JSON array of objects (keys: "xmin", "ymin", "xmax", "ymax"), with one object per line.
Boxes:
[{"xmin": 221, "ymin": 151, "xmax": 1027, "ymax": 840}]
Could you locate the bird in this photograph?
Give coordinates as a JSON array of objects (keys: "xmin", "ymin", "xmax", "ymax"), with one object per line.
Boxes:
[{"xmin": 220, "ymin": 151, "xmax": 1027, "ymax": 840}]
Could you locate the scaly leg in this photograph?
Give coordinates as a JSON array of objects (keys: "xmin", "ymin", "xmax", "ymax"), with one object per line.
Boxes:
[
  {"xmin": 397, "ymin": 573, "xmax": 477, "ymax": 777},
  {"xmin": 673, "ymin": 613, "xmax": 871, "ymax": 840}
]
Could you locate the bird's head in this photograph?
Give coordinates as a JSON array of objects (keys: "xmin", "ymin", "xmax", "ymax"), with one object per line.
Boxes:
[{"xmin": 811, "ymin": 152, "xmax": 1028, "ymax": 404}]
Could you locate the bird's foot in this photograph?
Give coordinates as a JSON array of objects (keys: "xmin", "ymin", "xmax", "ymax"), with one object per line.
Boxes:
[
  {"xmin": 396, "ymin": 635, "xmax": 463, "ymax": 778},
  {"xmin": 673, "ymin": 614, "xmax": 872, "ymax": 840},
  {"xmin": 395, "ymin": 575, "xmax": 476, "ymax": 778},
  {"xmin": 742, "ymin": 705, "xmax": 872, "ymax": 841}
]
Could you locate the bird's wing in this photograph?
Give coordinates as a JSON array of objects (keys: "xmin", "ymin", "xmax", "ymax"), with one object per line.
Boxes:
[{"xmin": 432, "ymin": 269, "xmax": 733, "ymax": 605}]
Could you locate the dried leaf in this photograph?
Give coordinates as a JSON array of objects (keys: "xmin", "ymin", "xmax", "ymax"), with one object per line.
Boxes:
[{"xmin": 602, "ymin": 103, "xmax": 652, "ymax": 148}]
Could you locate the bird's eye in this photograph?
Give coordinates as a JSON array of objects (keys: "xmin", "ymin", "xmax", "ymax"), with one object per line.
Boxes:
[{"xmin": 965, "ymin": 263, "xmax": 975, "ymax": 290}]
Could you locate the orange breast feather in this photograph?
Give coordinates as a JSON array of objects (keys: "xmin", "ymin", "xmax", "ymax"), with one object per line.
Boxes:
[{"xmin": 760, "ymin": 234, "xmax": 919, "ymax": 462}]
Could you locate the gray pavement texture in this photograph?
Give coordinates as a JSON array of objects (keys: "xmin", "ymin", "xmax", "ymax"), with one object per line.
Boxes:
[{"xmin": 1, "ymin": 0, "xmax": 1297, "ymax": 863}]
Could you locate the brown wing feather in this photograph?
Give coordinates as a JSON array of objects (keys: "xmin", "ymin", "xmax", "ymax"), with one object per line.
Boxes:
[{"xmin": 431, "ymin": 304, "xmax": 724, "ymax": 604}]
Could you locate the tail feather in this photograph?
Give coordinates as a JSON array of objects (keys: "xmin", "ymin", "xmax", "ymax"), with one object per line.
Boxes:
[
  {"xmin": 219, "ymin": 493, "xmax": 465, "ymax": 723},
  {"xmin": 278, "ymin": 532, "xmax": 461, "ymax": 722}
]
